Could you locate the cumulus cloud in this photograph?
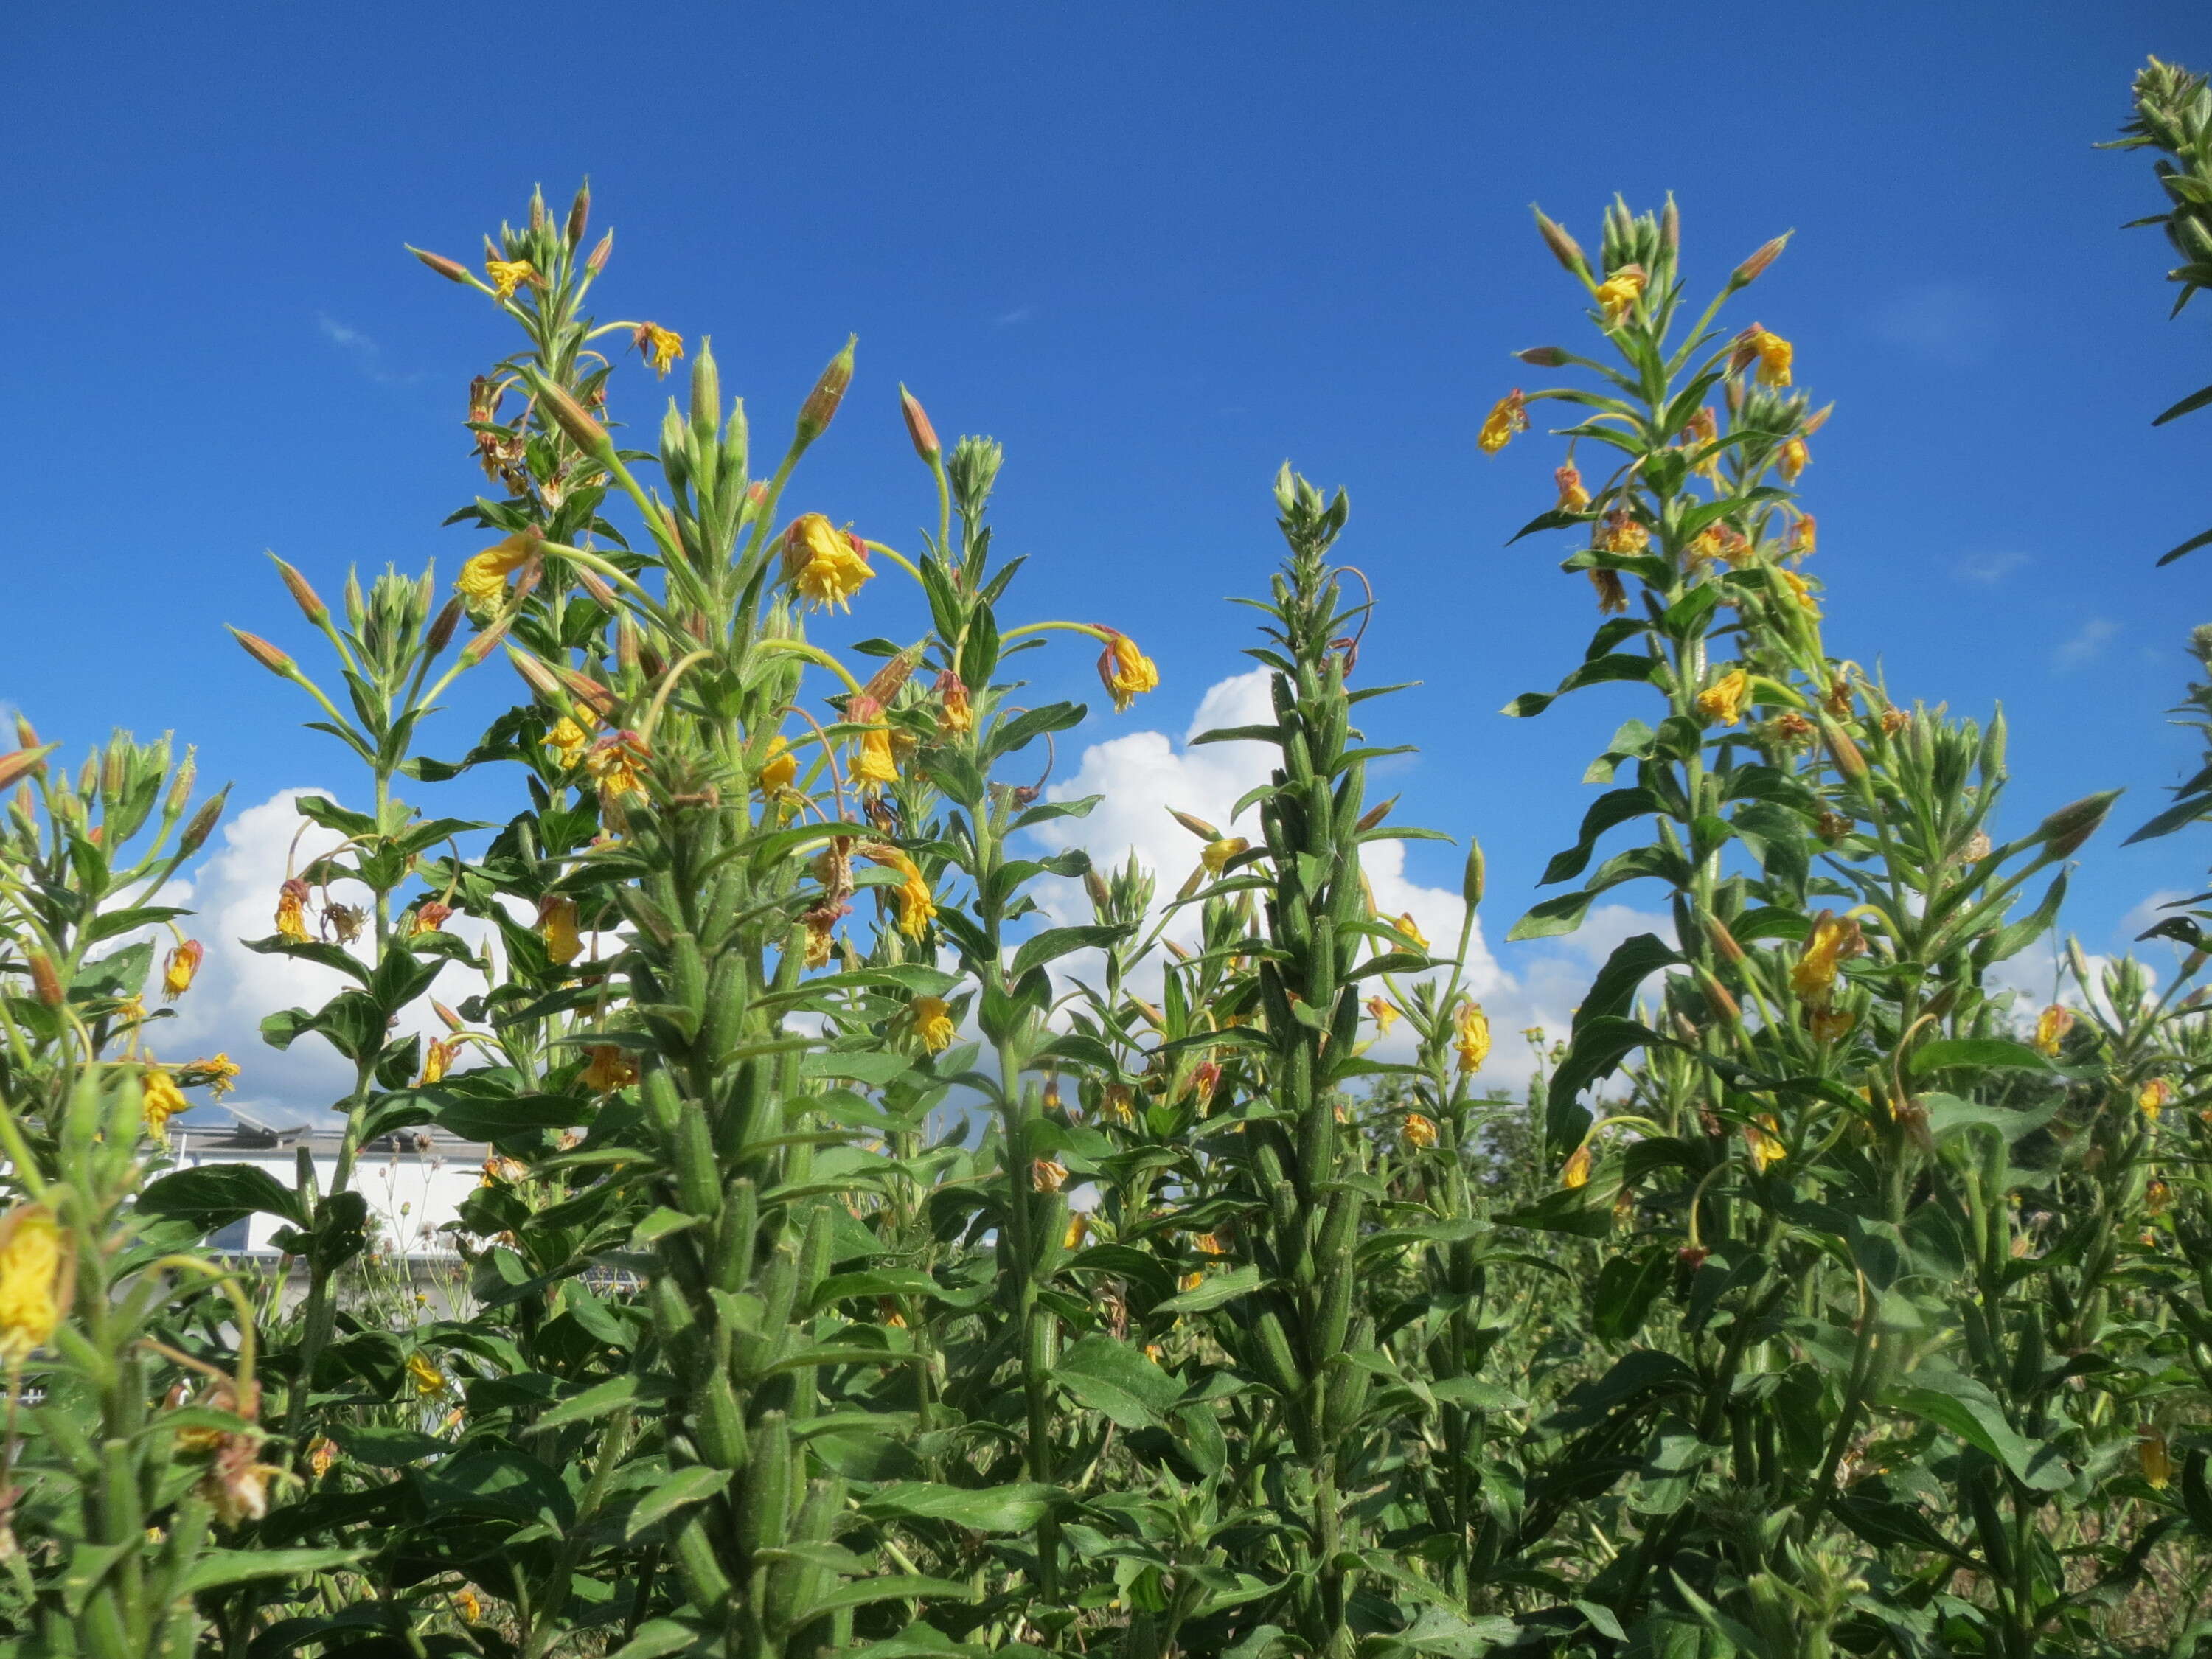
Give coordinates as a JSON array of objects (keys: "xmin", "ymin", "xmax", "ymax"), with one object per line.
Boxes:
[
  {"xmin": 2054, "ymin": 618, "xmax": 2121, "ymax": 671},
  {"xmin": 1023, "ymin": 670, "xmax": 1671, "ymax": 1091}
]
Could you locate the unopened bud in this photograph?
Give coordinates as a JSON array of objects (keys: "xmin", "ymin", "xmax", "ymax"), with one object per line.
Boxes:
[
  {"xmin": 409, "ymin": 246, "xmax": 471, "ymax": 284},
  {"xmin": 2038, "ymin": 790, "xmax": 2119, "ymax": 861},
  {"xmin": 1169, "ymin": 808, "xmax": 1220, "ymax": 842},
  {"xmin": 270, "ymin": 555, "xmax": 328, "ymax": 626},
  {"xmin": 164, "ymin": 748, "xmax": 197, "ymax": 816},
  {"xmin": 425, "ymin": 597, "xmax": 463, "ymax": 656},
  {"xmin": 1532, "ymin": 208, "xmax": 1587, "ymax": 274},
  {"xmin": 1821, "ymin": 720, "xmax": 1867, "ymax": 781},
  {"xmin": 460, "ymin": 615, "xmax": 511, "ymax": 667},
  {"xmin": 1705, "ymin": 914, "xmax": 1745, "ymax": 963},
  {"xmin": 1731, "ymin": 232, "xmax": 1790, "ymax": 287},
  {"xmin": 2065, "ymin": 935, "xmax": 2094, "ymax": 987},
  {"xmin": 585, "ymin": 230, "xmax": 613, "ymax": 274},
  {"xmin": 689, "ymin": 344, "xmax": 722, "ymax": 436},
  {"xmin": 536, "ymin": 378, "xmax": 611, "ymax": 453},
  {"xmin": 1357, "ymin": 796, "xmax": 1397, "ymax": 832},
  {"xmin": 575, "ymin": 566, "xmax": 619, "ymax": 608},
  {"xmin": 556, "ymin": 664, "xmax": 618, "ymax": 717},
  {"xmin": 179, "ymin": 787, "xmax": 227, "ymax": 856},
  {"xmin": 27, "ymin": 950, "xmax": 63, "ymax": 1008},
  {"xmin": 899, "ymin": 383, "xmax": 940, "ymax": 462},
  {"xmin": 0, "ymin": 744, "xmax": 58, "ymax": 793},
  {"xmin": 434, "ymin": 999, "xmax": 465, "ymax": 1032},
  {"xmin": 1515, "ymin": 346, "xmax": 1571, "ymax": 366},
  {"xmin": 1462, "ymin": 837, "xmax": 1486, "ymax": 909},
  {"xmin": 12, "ymin": 714, "xmax": 35, "ymax": 748},
  {"xmin": 507, "ymin": 649, "xmax": 564, "ymax": 703},
  {"xmin": 1083, "ymin": 868, "xmax": 1112, "ymax": 909},
  {"xmin": 1660, "ymin": 197, "xmax": 1680, "ymax": 255},
  {"xmin": 1701, "ymin": 970, "xmax": 1741, "ymax": 1023},
  {"xmin": 566, "ymin": 178, "xmax": 591, "ymax": 248},
  {"xmin": 229, "ymin": 627, "xmax": 294, "ymax": 677},
  {"xmin": 795, "ymin": 334, "xmax": 857, "ymax": 445},
  {"xmin": 616, "ymin": 615, "xmax": 641, "ymax": 675}
]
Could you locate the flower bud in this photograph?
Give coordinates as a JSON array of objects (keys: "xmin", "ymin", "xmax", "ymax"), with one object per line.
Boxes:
[
  {"xmin": 1704, "ymin": 913, "xmax": 1745, "ymax": 963},
  {"xmin": 566, "ymin": 178, "xmax": 591, "ymax": 248},
  {"xmin": 1731, "ymin": 233, "xmax": 1791, "ymax": 287},
  {"xmin": 270, "ymin": 555, "xmax": 327, "ymax": 626},
  {"xmin": 2065, "ymin": 934, "xmax": 2094, "ymax": 987},
  {"xmin": 164, "ymin": 748, "xmax": 197, "ymax": 817},
  {"xmin": 1356, "ymin": 796, "xmax": 1397, "ymax": 832},
  {"xmin": 795, "ymin": 334, "xmax": 858, "ymax": 445},
  {"xmin": 1169, "ymin": 808, "xmax": 1221, "ymax": 842},
  {"xmin": 13, "ymin": 714, "xmax": 36, "ymax": 748},
  {"xmin": 425, "ymin": 597, "xmax": 463, "ymax": 656},
  {"xmin": 575, "ymin": 566, "xmax": 619, "ymax": 608},
  {"xmin": 27, "ymin": 951, "xmax": 63, "ymax": 1007},
  {"xmin": 689, "ymin": 344, "xmax": 722, "ymax": 437},
  {"xmin": 536, "ymin": 379, "xmax": 611, "ymax": 454},
  {"xmin": 507, "ymin": 648, "xmax": 564, "ymax": 703},
  {"xmin": 1532, "ymin": 207, "xmax": 1587, "ymax": 274},
  {"xmin": 586, "ymin": 230, "xmax": 614, "ymax": 274},
  {"xmin": 459, "ymin": 615, "xmax": 511, "ymax": 667},
  {"xmin": 899, "ymin": 383, "xmax": 940, "ymax": 462},
  {"xmin": 409, "ymin": 246, "xmax": 472, "ymax": 284},
  {"xmin": 1820, "ymin": 719, "xmax": 1867, "ymax": 780},
  {"xmin": 1515, "ymin": 346, "xmax": 1571, "ymax": 366},
  {"xmin": 1660, "ymin": 196, "xmax": 1680, "ymax": 255},
  {"xmin": 0, "ymin": 744, "xmax": 56, "ymax": 793},
  {"xmin": 2037, "ymin": 790, "xmax": 2120, "ymax": 861},
  {"xmin": 1083, "ymin": 867, "xmax": 1111, "ymax": 910},
  {"xmin": 179, "ymin": 787, "xmax": 227, "ymax": 856},
  {"xmin": 229, "ymin": 627, "xmax": 294, "ymax": 677}
]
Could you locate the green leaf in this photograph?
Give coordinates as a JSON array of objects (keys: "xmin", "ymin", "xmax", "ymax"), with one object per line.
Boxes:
[
  {"xmin": 625, "ymin": 1464, "xmax": 731, "ymax": 1540},
  {"xmin": 1155, "ymin": 1262, "xmax": 1262, "ymax": 1313},
  {"xmin": 794, "ymin": 1577, "xmax": 978, "ymax": 1621},
  {"xmin": 2152, "ymin": 380, "xmax": 2212, "ymax": 425},
  {"xmin": 137, "ymin": 1164, "xmax": 307, "ymax": 1231},
  {"xmin": 1506, "ymin": 888, "xmax": 1596, "ymax": 942},
  {"xmin": 2158, "ymin": 524, "xmax": 2212, "ymax": 566},
  {"xmin": 1012, "ymin": 924, "xmax": 1131, "ymax": 979},
  {"xmin": 329, "ymin": 1425, "xmax": 449, "ymax": 1466},
  {"xmin": 860, "ymin": 1481, "xmax": 1058, "ymax": 1532},
  {"xmin": 1908, "ymin": 1037, "xmax": 2053, "ymax": 1076},
  {"xmin": 605, "ymin": 1620, "xmax": 709, "ymax": 1659},
  {"xmin": 1883, "ymin": 1370, "xmax": 2071, "ymax": 1491},
  {"xmin": 538, "ymin": 1373, "xmax": 664, "ymax": 1430},
  {"xmin": 1054, "ymin": 1333, "xmax": 1183, "ymax": 1428},
  {"xmin": 182, "ymin": 1548, "xmax": 364, "ymax": 1593}
]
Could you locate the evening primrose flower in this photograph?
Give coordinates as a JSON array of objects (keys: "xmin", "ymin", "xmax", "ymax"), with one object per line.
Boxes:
[
  {"xmin": 1778, "ymin": 436, "xmax": 1810, "ymax": 484},
  {"xmin": 1402, "ymin": 1113, "xmax": 1440, "ymax": 1150},
  {"xmin": 543, "ymin": 717, "xmax": 591, "ymax": 771},
  {"xmin": 1366, "ymin": 995, "xmax": 1400, "ymax": 1036},
  {"xmin": 1562, "ymin": 1145, "xmax": 1593, "ymax": 1189},
  {"xmin": 1178, "ymin": 1270, "xmax": 1204, "ymax": 1293},
  {"xmin": 162, "ymin": 939, "xmax": 204, "ymax": 1001},
  {"xmin": 142, "ymin": 1066, "xmax": 187, "ymax": 1138},
  {"xmin": 1745, "ymin": 1116, "xmax": 1787, "ymax": 1172},
  {"xmin": 1778, "ymin": 569, "xmax": 1820, "ymax": 617},
  {"xmin": 585, "ymin": 730, "xmax": 650, "ymax": 801},
  {"xmin": 2142, "ymin": 1432, "xmax": 2174, "ymax": 1489},
  {"xmin": 0, "ymin": 1207, "xmax": 69, "ymax": 1364},
  {"xmin": 275, "ymin": 877, "xmax": 311, "ymax": 943},
  {"xmin": 1554, "ymin": 462, "xmax": 1590, "ymax": 512},
  {"xmin": 540, "ymin": 897, "xmax": 583, "ymax": 967},
  {"xmin": 1455, "ymin": 1001, "xmax": 1492, "ymax": 1074},
  {"xmin": 782, "ymin": 514, "xmax": 874, "ymax": 612},
  {"xmin": 936, "ymin": 670, "xmax": 973, "ymax": 736},
  {"xmin": 1696, "ymin": 669, "xmax": 1752, "ymax": 727},
  {"xmin": 2141, "ymin": 1078, "xmax": 2172, "ymax": 1124},
  {"xmin": 581, "ymin": 1045, "xmax": 638, "ymax": 1093},
  {"xmin": 1790, "ymin": 911, "xmax": 1864, "ymax": 1010},
  {"xmin": 756, "ymin": 734, "xmax": 799, "ymax": 798},
  {"xmin": 485, "ymin": 258, "xmax": 535, "ymax": 301},
  {"xmin": 1392, "ymin": 913, "xmax": 1430, "ymax": 952},
  {"xmin": 1202, "ymin": 837, "xmax": 1248, "ymax": 875},
  {"xmin": 406, "ymin": 1350, "xmax": 448, "ymax": 1398},
  {"xmin": 1744, "ymin": 327, "xmax": 1794, "ymax": 386},
  {"xmin": 907, "ymin": 995, "xmax": 956, "ymax": 1054},
  {"xmin": 1680, "ymin": 406, "xmax": 1722, "ymax": 480},
  {"xmin": 1790, "ymin": 513, "xmax": 1817, "ymax": 557},
  {"xmin": 867, "ymin": 848, "xmax": 937, "ymax": 939},
  {"xmin": 456, "ymin": 532, "xmax": 536, "ymax": 608},
  {"xmin": 417, "ymin": 1037, "xmax": 459, "ymax": 1088},
  {"xmin": 2033, "ymin": 1004, "xmax": 2074, "ymax": 1058},
  {"xmin": 1594, "ymin": 263, "xmax": 1648, "ymax": 324},
  {"xmin": 633, "ymin": 321, "xmax": 684, "ymax": 377},
  {"xmin": 1477, "ymin": 389, "xmax": 1528, "ymax": 454},
  {"xmin": 1030, "ymin": 1158, "xmax": 1069, "ymax": 1194},
  {"xmin": 1595, "ymin": 509, "xmax": 1649, "ymax": 554},
  {"xmin": 203, "ymin": 1435, "xmax": 288, "ymax": 1526},
  {"xmin": 455, "ymin": 1587, "xmax": 485, "ymax": 1625},
  {"xmin": 1064, "ymin": 1214, "xmax": 1091, "ymax": 1251},
  {"xmin": 1096, "ymin": 630, "xmax": 1160, "ymax": 713},
  {"xmin": 852, "ymin": 726, "xmax": 900, "ymax": 791}
]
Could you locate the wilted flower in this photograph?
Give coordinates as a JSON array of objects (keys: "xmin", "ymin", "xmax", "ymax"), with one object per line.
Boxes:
[
  {"xmin": 871, "ymin": 848, "xmax": 937, "ymax": 939},
  {"xmin": 907, "ymin": 996, "xmax": 956, "ymax": 1053},
  {"xmin": 2141, "ymin": 1432, "xmax": 2174, "ymax": 1488},
  {"xmin": 162, "ymin": 939, "xmax": 204, "ymax": 1001},
  {"xmin": 481, "ymin": 1153, "xmax": 530, "ymax": 1187},
  {"xmin": 1403, "ymin": 1113, "xmax": 1440, "ymax": 1150},
  {"xmin": 1202, "ymin": 837, "xmax": 1248, "ymax": 874},
  {"xmin": 275, "ymin": 877, "xmax": 311, "ymax": 943},
  {"xmin": 1745, "ymin": 1116, "xmax": 1787, "ymax": 1172},
  {"xmin": 1589, "ymin": 568, "xmax": 1627, "ymax": 613},
  {"xmin": 1096, "ymin": 630, "xmax": 1161, "ymax": 713},
  {"xmin": 416, "ymin": 1037, "xmax": 459, "ymax": 1088},
  {"xmin": 412, "ymin": 901, "xmax": 453, "ymax": 936},
  {"xmin": 484, "ymin": 257, "xmax": 535, "ymax": 301},
  {"xmin": 1178, "ymin": 1270, "xmax": 1205, "ymax": 1293},
  {"xmin": 2141, "ymin": 1078, "xmax": 2172, "ymax": 1124},
  {"xmin": 1594, "ymin": 264, "xmax": 1648, "ymax": 325},
  {"xmin": 1366, "ymin": 996, "xmax": 1400, "ymax": 1036},
  {"xmin": 1739, "ymin": 326, "xmax": 1794, "ymax": 386},
  {"xmin": 2034, "ymin": 1004, "xmax": 2075, "ymax": 1058},
  {"xmin": 203, "ymin": 1434, "xmax": 287, "ymax": 1526},
  {"xmin": 1477, "ymin": 389, "xmax": 1528, "ymax": 453},
  {"xmin": 2146, "ymin": 1178, "xmax": 2174, "ymax": 1215},
  {"xmin": 456, "ymin": 532, "xmax": 535, "ymax": 609},
  {"xmin": 1101, "ymin": 1084, "xmax": 1136, "ymax": 1124},
  {"xmin": 1791, "ymin": 912, "xmax": 1865, "ymax": 1010},
  {"xmin": 307, "ymin": 1436, "xmax": 338, "ymax": 1478},
  {"xmin": 782, "ymin": 514, "xmax": 874, "ymax": 611},
  {"xmin": 406, "ymin": 1350, "xmax": 448, "ymax": 1398},
  {"xmin": 1697, "ymin": 669, "xmax": 1752, "ymax": 727},
  {"xmin": 1455, "ymin": 1001, "xmax": 1492, "ymax": 1075},
  {"xmin": 455, "ymin": 1587, "xmax": 485, "ymax": 1625},
  {"xmin": 1554, "ymin": 462, "xmax": 1590, "ymax": 512},
  {"xmin": 585, "ymin": 730, "xmax": 650, "ymax": 801},
  {"xmin": 0, "ymin": 1207, "xmax": 70, "ymax": 1363},
  {"xmin": 1562, "ymin": 1145, "xmax": 1593, "ymax": 1189},
  {"xmin": 852, "ymin": 725, "xmax": 900, "ymax": 791},
  {"xmin": 1777, "ymin": 436, "xmax": 1810, "ymax": 484},
  {"xmin": 1790, "ymin": 513, "xmax": 1817, "ymax": 557},
  {"xmin": 633, "ymin": 322, "xmax": 684, "ymax": 376},
  {"xmin": 1595, "ymin": 509, "xmax": 1649, "ymax": 554},
  {"xmin": 1063, "ymin": 1214, "xmax": 1091, "ymax": 1251},
  {"xmin": 1680, "ymin": 406, "xmax": 1722, "ymax": 480},
  {"xmin": 1030, "ymin": 1159, "xmax": 1069, "ymax": 1194},
  {"xmin": 935, "ymin": 669, "xmax": 973, "ymax": 736},
  {"xmin": 757, "ymin": 733, "xmax": 799, "ymax": 796},
  {"xmin": 1778, "ymin": 569, "xmax": 1821, "ymax": 617},
  {"xmin": 581, "ymin": 1045, "xmax": 637, "ymax": 1094},
  {"xmin": 1394, "ymin": 913, "xmax": 1430, "ymax": 952},
  {"xmin": 142, "ymin": 1066, "xmax": 187, "ymax": 1137}
]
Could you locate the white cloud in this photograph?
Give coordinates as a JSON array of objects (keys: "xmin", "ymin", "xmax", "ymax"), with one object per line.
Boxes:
[
  {"xmin": 316, "ymin": 313, "xmax": 420, "ymax": 387},
  {"xmin": 1023, "ymin": 670, "xmax": 1671, "ymax": 1091},
  {"xmin": 2054, "ymin": 618, "xmax": 2121, "ymax": 672},
  {"xmin": 1952, "ymin": 552, "xmax": 2029, "ymax": 585}
]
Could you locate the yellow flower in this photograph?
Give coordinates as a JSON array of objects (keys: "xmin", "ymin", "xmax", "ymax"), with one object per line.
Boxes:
[
  {"xmin": 485, "ymin": 258, "xmax": 535, "ymax": 300},
  {"xmin": 2033, "ymin": 1004, "xmax": 2074, "ymax": 1058},
  {"xmin": 1777, "ymin": 436, "xmax": 1809, "ymax": 484},
  {"xmin": 1688, "ymin": 526, "xmax": 1726, "ymax": 566},
  {"xmin": 1595, "ymin": 509, "xmax": 1649, "ymax": 554},
  {"xmin": 2146, "ymin": 1178, "xmax": 2173, "ymax": 1215},
  {"xmin": 1030, "ymin": 1158, "xmax": 1070, "ymax": 1194},
  {"xmin": 1809, "ymin": 1009, "xmax": 1856, "ymax": 1044},
  {"xmin": 162, "ymin": 939, "xmax": 204, "ymax": 1001},
  {"xmin": 406, "ymin": 1350, "xmax": 448, "ymax": 1398},
  {"xmin": 781, "ymin": 514, "xmax": 874, "ymax": 612},
  {"xmin": 1178, "ymin": 1270, "xmax": 1205, "ymax": 1293},
  {"xmin": 1366, "ymin": 996, "xmax": 1400, "ymax": 1036},
  {"xmin": 1745, "ymin": 1115, "xmax": 1786, "ymax": 1172},
  {"xmin": 758, "ymin": 734, "xmax": 799, "ymax": 796},
  {"xmin": 417, "ymin": 1037, "xmax": 459, "ymax": 1088},
  {"xmin": 1778, "ymin": 569, "xmax": 1820, "ymax": 617},
  {"xmin": 1477, "ymin": 389, "xmax": 1528, "ymax": 454},
  {"xmin": 540, "ymin": 897, "xmax": 583, "ymax": 967},
  {"xmin": 1595, "ymin": 264, "xmax": 1648, "ymax": 324},
  {"xmin": 1202, "ymin": 837, "xmax": 1249, "ymax": 875},
  {"xmin": 1791, "ymin": 911, "xmax": 1864, "ymax": 1010},
  {"xmin": 1102, "ymin": 1084, "xmax": 1136, "ymax": 1124},
  {"xmin": 908, "ymin": 995, "xmax": 956, "ymax": 1053},
  {"xmin": 455, "ymin": 1587, "xmax": 485, "ymax": 1625},
  {"xmin": 585, "ymin": 731, "xmax": 650, "ymax": 801},
  {"xmin": 634, "ymin": 321, "xmax": 684, "ymax": 377},
  {"xmin": 1064, "ymin": 1214, "xmax": 1091, "ymax": 1251},
  {"xmin": 1790, "ymin": 513, "xmax": 1817, "ymax": 557},
  {"xmin": 2142, "ymin": 1432, "xmax": 2174, "ymax": 1488},
  {"xmin": 1402, "ymin": 1113, "xmax": 1440, "ymax": 1150},
  {"xmin": 481, "ymin": 1153, "xmax": 530, "ymax": 1187},
  {"xmin": 936, "ymin": 669, "xmax": 973, "ymax": 736},
  {"xmin": 1562, "ymin": 1145, "xmax": 1593, "ymax": 1189},
  {"xmin": 1697, "ymin": 668, "xmax": 1752, "ymax": 727},
  {"xmin": 275, "ymin": 878, "xmax": 311, "ymax": 943},
  {"xmin": 1449, "ymin": 1004, "xmax": 1490, "ymax": 1076},
  {"xmin": 1745, "ymin": 327, "xmax": 1794, "ymax": 386},
  {"xmin": 581, "ymin": 1045, "xmax": 638, "ymax": 1094},
  {"xmin": 1394, "ymin": 913, "xmax": 1430, "ymax": 952},
  {"xmin": 307, "ymin": 1436, "xmax": 338, "ymax": 1478},
  {"xmin": 1096, "ymin": 630, "xmax": 1161, "ymax": 713},
  {"xmin": 0, "ymin": 1207, "xmax": 69, "ymax": 1364},
  {"xmin": 852, "ymin": 726, "xmax": 900, "ymax": 791},
  {"xmin": 1554, "ymin": 462, "xmax": 1590, "ymax": 512},
  {"xmin": 1680, "ymin": 406, "xmax": 1722, "ymax": 481},
  {"xmin": 543, "ymin": 717, "xmax": 591, "ymax": 771},
  {"xmin": 2141, "ymin": 1078, "xmax": 2172, "ymax": 1124},
  {"xmin": 456, "ymin": 532, "xmax": 535, "ymax": 608},
  {"xmin": 884, "ymin": 851, "xmax": 937, "ymax": 939},
  {"xmin": 142, "ymin": 1067, "xmax": 187, "ymax": 1138}
]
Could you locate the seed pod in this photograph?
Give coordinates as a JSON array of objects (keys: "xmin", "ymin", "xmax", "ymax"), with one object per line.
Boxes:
[
  {"xmin": 712, "ymin": 1178, "xmax": 758, "ymax": 1293},
  {"xmin": 1315, "ymin": 1261, "xmax": 1354, "ymax": 1359},
  {"xmin": 1315, "ymin": 1186, "xmax": 1363, "ymax": 1265},
  {"xmin": 644, "ymin": 1068, "xmax": 684, "ymax": 1137},
  {"xmin": 673, "ymin": 1107, "xmax": 721, "ymax": 1220},
  {"xmin": 650, "ymin": 1275, "xmax": 696, "ymax": 1346},
  {"xmin": 669, "ymin": 1512, "xmax": 734, "ymax": 1614},
  {"xmin": 1322, "ymin": 1349, "xmax": 1373, "ymax": 1440},
  {"xmin": 737, "ymin": 1411, "xmax": 793, "ymax": 1567},
  {"xmin": 695, "ymin": 1371, "xmax": 749, "ymax": 1471},
  {"xmin": 669, "ymin": 932, "xmax": 709, "ymax": 1025},
  {"xmin": 1255, "ymin": 1309, "xmax": 1305, "ymax": 1397},
  {"xmin": 698, "ymin": 949, "xmax": 749, "ymax": 1067}
]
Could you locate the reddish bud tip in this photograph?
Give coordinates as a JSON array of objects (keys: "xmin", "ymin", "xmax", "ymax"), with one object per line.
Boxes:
[
  {"xmin": 271, "ymin": 556, "xmax": 327, "ymax": 626},
  {"xmin": 410, "ymin": 246, "xmax": 472, "ymax": 284},
  {"xmin": 796, "ymin": 333, "xmax": 858, "ymax": 442},
  {"xmin": 229, "ymin": 627, "xmax": 294, "ymax": 677},
  {"xmin": 537, "ymin": 379, "xmax": 611, "ymax": 453},
  {"xmin": 1731, "ymin": 233, "xmax": 1792, "ymax": 287},
  {"xmin": 899, "ymin": 383, "xmax": 940, "ymax": 461},
  {"xmin": 1531, "ymin": 208, "xmax": 1587, "ymax": 274}
]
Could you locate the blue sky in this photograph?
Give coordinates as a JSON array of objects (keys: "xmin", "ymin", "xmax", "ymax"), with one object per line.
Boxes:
[{"xmin": 7, "ymin": 2, "xmax": 2212, "ymax": 1106}]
